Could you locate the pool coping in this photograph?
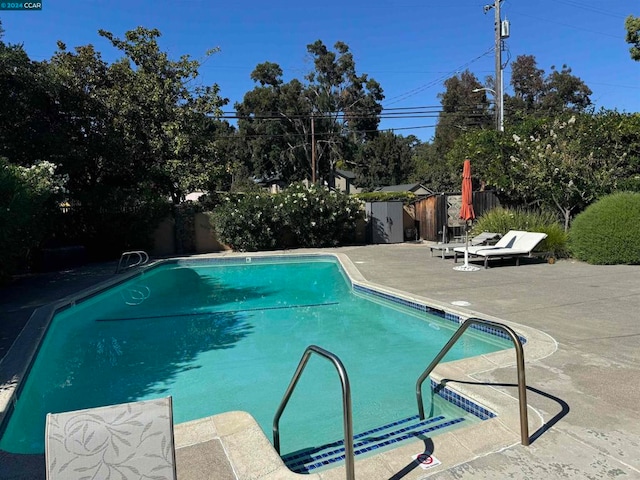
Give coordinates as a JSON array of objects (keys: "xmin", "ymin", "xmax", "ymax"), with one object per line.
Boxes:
[{"xmin": 0, "ymin": 251, "xmax": 557, "ymax": 479}]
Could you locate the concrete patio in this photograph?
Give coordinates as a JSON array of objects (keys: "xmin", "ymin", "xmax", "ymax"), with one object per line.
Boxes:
[{"xmin": 1, "ymin": 242, "xmax": 639, "ymax": 479}]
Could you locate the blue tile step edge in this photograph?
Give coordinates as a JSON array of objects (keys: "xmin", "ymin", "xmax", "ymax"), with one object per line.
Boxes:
[
  {"xmin": 431, "ymin": 379, "xmax": 496, "ymax": 421},
  {"xmin": 282, "ymin": 414, "xmax": 465, "ymax": 474}
]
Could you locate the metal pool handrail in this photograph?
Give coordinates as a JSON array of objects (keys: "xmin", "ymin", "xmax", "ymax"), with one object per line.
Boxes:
[
  {"xmin": 273, "ymin": 345, "xmax": 355, "ymax": 480},
  {"xmin": 415, "ymin": 317, "xmax": 530, "ymax": 446},
  {"xmin": 115, "ymin": 250, "xmax": 149, "ymax": 273}
]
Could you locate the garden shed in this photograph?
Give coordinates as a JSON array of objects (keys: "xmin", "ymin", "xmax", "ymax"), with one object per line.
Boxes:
[{"xmin": 365, "ymin": 201, "xmax": 405, "ymax": 244}]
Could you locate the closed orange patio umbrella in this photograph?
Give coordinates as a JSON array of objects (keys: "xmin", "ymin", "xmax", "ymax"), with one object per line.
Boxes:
[
  {"xmin": 454, "ymin": 159, "xmax": 480, "ymax": 271},
  {"xmin": 459, "ymin": 159, "xmax": 475, "ymax": 223}
]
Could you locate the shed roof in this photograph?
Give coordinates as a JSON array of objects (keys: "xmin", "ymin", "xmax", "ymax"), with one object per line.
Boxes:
[{"xmin": 334, "ymin": 169, "xmax": 357, "ymax": 180}]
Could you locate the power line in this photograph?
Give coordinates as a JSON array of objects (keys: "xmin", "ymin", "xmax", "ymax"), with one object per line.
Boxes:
[
  {"xmin": 218, "ymin": 105, "xmax": 444, "ymax": 116},
  {"xmin": 220, "ymin": 101, "xmax": 487, "ymax": 121},
  {"xmin": 384, "ymin": 124, "xmax": 437, "ymax": 132},
  {"xmin": 217, "ymin": 109, "xmax": 491, "ymax": 121},
  {"xmin": 383, "ymin": 46, "xmax": 495, "ymax": 106},
  {"xmin": 509, "ymin": 11, "xmax": 623, "ymax": 39},
  {"xmin": 586, "ymin": 81, "xmax": 640, "ymax": 91},
  {"xmin": 550, "ymin": 0, "xmax": 629, "ymax": 20},
  {"xmin": 209, "ymin": 124, "xmax": 439, "ymax": 139}
]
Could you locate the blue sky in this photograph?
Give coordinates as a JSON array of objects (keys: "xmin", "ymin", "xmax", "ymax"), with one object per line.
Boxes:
[{"xmin": 2, "ymin": 0, "xmax": 638, "ymax": 141}]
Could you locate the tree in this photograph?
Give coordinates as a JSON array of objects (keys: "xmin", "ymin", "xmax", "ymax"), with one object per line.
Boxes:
[
  {"xmin": 626, "ymin": 15, "xmax": 640, "ymax": 61},
  {"xmin": 510, "ymin": 116, "xmax": 603, "ymax": 230},
  {"xmin": 48, "ymin": 42, "xmax": 124, "ymax": 203},
  {"xmin": 236, "ymin": 71, "xmax": 311, "ymax": 183},
  {"xmin": 578, "ymin": 110, "xmax": 640, "ymax": 192},
  {"xmin": 0, "ymin": 158, "xmax": 66, "ymax": 280},
  {"xmin": 0, "ymin": 23, "xmax": 233, "ymax": 258},
  {"xmin": 445, "ymin": 127, "xmax": 521, "ymax": 202},
  {"xmin": 236, "ymin": 40, "xmax": 384, "ymax": 185},
  {"xmin": 504, "ymin": 55, "xmax": 592, "ymax": 123},
  {"xmin": 305, "ymin": 40, "xmax": 384, "ymax": 145},
  {"xmin": 447, "ymin": 112, "xmax": 640, "ymax": 230},
  {"xmin": 45, "ymin": 27, "xmax": 228, "ymax": 207},
  {"xmin": 508, "ymin": 54, "xmax": 545, "ymax": 116},
  {"xmin": 205, "ymin": 120, "xmax": 252, "ymax": 192},
  {"xmin": 432, "ymin": 70, "xmax": 492, "ymax": 159},
  {"xmin": 411, "ymin": 140, "xmax": 461, "ymax": 192},
  {"xmin": 97, "ymin": 27, "xmax": 227, "ymax": 205},
  {"xmin": 351, "ymin": 132, "xmax": 417, "ymax": 189},
  {"xmin": 0, "ymin": 33, "xmax": 61, "ymax": 165},
  {"xmin": 542, "ymin": 65, "xmax": 592, "ymax": 113}
]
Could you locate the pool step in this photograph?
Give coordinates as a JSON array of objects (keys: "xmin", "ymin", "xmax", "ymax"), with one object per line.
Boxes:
[{"xmin": 282, "ymin": 414, "xmax": 465, "ymax": 474}]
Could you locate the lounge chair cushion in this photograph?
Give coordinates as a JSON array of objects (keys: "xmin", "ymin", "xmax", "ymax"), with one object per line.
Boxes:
[
  {"xmin": 454, "ymin": 230, "xmax": 527, "ymax": 255},
  {"xmin": 474, "ymin": 232, "xmax": 548, "ymax": 258},
  {"xmin": 45, "ymin": 397, "xmax": 176, "ymax": 480}
]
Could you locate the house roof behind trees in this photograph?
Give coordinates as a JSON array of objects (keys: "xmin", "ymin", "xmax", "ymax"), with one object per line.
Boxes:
[{"xmin": 376, "ymin": 183, "xmax": 433, "ymax": 196}]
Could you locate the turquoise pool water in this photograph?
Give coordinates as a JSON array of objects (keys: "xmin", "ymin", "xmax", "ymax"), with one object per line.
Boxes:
[{"xmin": 0, "ymin": 257, "xmax": 510, "ymax": 456}]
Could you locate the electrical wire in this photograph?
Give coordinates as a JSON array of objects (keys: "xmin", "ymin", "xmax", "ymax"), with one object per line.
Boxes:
[
  {"xmin": 508, "ymin": 11, "xmax": 623, "ymax": 39},
  {"xmin": 217, "ymin": 107, "xmax": 491, "ymax": 121},
  {"xmin": 382, "ymin": 46, "xmax": 495, "ymax": 106},
  {"xmin": 550, "ymin": 0, "xmax": 629, "ymax": 20},
  {"xmin": 206, "ymin": 123, "xmax": 440, "ymax": 139}
]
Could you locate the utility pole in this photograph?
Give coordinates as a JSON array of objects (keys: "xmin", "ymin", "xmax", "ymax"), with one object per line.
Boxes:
[
  {"xmin": 484, "ymin": 0, "xmax": 506, "ymax": 131},
  {"xmin": 311, "ymin": 113, "xmax": 316, "ymax": 183},
  {"xmin": 494, "ymin": 0, "xmax": 502, "ymax": 132}
]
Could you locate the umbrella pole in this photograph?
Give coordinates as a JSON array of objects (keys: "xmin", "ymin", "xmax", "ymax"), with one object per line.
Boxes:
[
  {"xmin": 463, "ymin": 227, "xmax": 470, "ymax": 268},
  {"xmin": 453, "ymin": 222, "xmax": 479, "ymax": 271},
  {"xmin": 453, "ymin": 160, "xmax": 480, "ymax": 272}
]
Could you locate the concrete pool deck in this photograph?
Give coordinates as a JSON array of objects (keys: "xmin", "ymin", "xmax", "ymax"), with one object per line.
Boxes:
[{"xmin": 1, "ymin": 243, "xmax": 639, "ymax": 479}]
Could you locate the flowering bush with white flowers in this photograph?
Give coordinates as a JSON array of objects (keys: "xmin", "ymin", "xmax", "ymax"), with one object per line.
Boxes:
[
  {"xmin": 17, "ymin": 160, "xmax": 69, "ymax": 195},
  {"xmin": 210, "ymin": 193, "xmax": 278, "ymax": 251},
  {"xmin": 210, "ymin": 183, "xmax": 364, "ymax": 251},
  {"xmin": 279, "ymin": 183, "xmax": 364, "ymax": 247},
  {"xmin": 1, "ymin": 158, "xmax": 68, "ymax": 281}
]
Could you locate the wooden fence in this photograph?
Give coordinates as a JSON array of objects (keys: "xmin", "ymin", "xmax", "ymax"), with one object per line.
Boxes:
[{"xmin": 414, "ymin": 191, "xmax": 501, "ymax": 242}]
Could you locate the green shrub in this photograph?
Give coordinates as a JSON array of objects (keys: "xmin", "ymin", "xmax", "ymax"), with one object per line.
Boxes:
[
  {"xmin": 91, "ymin": 200, "xmax": 170, "ymax": 259},
  {"xmin": 174, "ymin": 201, "xmax": 204, "ymax": 254},
  {"xmin": 210, "ymin": 193, "xmax": 278, "ymax": 252},
  {"xmin": 473, "ymin": 207, "xmax": 568, "ymax": 258},
  {"xmin": 210, "ymin": 183, "xmax": 364, "ymax": 252},
  {"xmin": 569, "ymin": 192, "xmax": 640, "ymax": 264},
  {"xmin": 280, "ymin": 183, "xmax": 364, "ymax": 248},
  {"xmin": 0, "ymin": 159, "xmax": 65, "ymax": 282},
  {"xmin": 49, "ymin": 193, "xmax": 171, "ymax": 261},
  {"xmin": 355, "ymin": 191, "xmax": 416, "ymax": 204}
]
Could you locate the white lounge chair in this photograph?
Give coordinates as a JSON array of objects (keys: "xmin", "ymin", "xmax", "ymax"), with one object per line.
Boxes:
[
  {"xmin": 454, "ymin": 230, "xmax": 523, "ymax": 257},
  {"xmin": 429, "ymin": 231, "xmax": 501, "ymax": 258},
  {"xmin": 454, "ymin": 231, "xmax": 547, "ymax": 268},
  {"xmin": 45, "ymin": 397, "xmax": 177, "ymax": 480}
]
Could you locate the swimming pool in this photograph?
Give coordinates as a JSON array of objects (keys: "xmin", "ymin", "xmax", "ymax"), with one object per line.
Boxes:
[{"xmin": 0, "ymin": 254, "xmax": 513, "ymax": 469}]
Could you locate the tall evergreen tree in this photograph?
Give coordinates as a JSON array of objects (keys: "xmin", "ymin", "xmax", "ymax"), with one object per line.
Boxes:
[
  {"xmin": 352, "ymin": 132, "xmax": 417, "ymax": 189},
  {"xmin": 504, "ymin": 55, "xmax": 592, "ymax": 122},
  {"xmin": 625, "ymin": 15, "xmax": 640, "ymax": 61},
  {"xmin": 236, "ymin": 40, "xmax": 384, "ymax": 185},
  {"xmin": 432, "ymin": 70, "xmax": 492, "ymax": 159}
]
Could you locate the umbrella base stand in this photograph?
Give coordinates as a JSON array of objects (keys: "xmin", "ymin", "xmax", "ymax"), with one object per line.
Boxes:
[
  {"xmin": 453, "ymin": 264, "xmax": 481, "ymax": 271},
  {"xmin": 453, "ymin": 237, "xmax": 481, "ymax": 272}
]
